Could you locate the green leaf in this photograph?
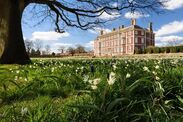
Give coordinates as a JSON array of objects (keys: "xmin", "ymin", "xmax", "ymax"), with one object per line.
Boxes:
[
  {"xmin": 106, "ymin": 97, "xmax": 129, "ymax": 112},
  {"xmin": 126, "ymin": 78, "xmax": 151, "ymax": 93},
  {"xmin": 68, "ymin": 104, "xmax": 103, "ymax": 113},
  {"xmin": 176, "ymin": 95, "xmax": 183, "ymax": 104}
]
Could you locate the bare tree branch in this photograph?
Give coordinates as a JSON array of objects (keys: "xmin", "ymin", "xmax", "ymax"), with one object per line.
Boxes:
[{"xmin": 24, "ymin": 0, "xmax": 166, "ymax": 31}]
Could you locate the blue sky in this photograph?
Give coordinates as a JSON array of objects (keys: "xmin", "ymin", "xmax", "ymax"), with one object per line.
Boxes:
[{"xmin": 22, "ymin": 0, "xmax": 183, "ymax": 53}]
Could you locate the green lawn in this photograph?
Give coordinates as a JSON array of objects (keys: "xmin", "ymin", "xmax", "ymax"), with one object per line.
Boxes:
[{"xmin": 0, "ymin": 57, "xmax": 183, "ymax": 121}]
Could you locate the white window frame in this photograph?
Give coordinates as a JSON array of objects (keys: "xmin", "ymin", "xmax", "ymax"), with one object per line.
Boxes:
[
  {"xmin": 141, "ymin": 38, "xmax": 144, "ymax": 43},
  {"xmin": 135, "ymin": 37, "xmax": 138, "ymax": 43},
  {"xmin": 121, "ymin": 47, "xmax": 123, "ymax": 52}
]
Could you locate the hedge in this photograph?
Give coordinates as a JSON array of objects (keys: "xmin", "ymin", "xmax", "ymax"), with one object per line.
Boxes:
[{"xmin": 143, "ymin": 46, "xmax": 183, "ymax": 54}]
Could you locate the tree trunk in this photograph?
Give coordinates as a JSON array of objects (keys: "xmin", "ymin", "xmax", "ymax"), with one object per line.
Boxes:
[{"xmin": 0, "ymin": 0, "xmax": 30, "ymax": 64}]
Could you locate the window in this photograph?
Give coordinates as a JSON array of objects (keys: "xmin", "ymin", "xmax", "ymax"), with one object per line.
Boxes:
[
  {"xmin": 135, "ymin": 37, "xmax": 138, "ymax": 43},
  {"xmin": 141, "ymin": 31, "xmax": 144, "ymax": 35},
  {"xmin": 128, "ymin": 46, "xmax": 131, "ymax": 51},
  {"xmin": 128, "ymin": 38, "xmax": 131, "ymax": 43},
  {"xmin": 138, "ymin": 37, "xmax": 141, "ymax": 43},
  {"xmin": 121, "ymin": 47, "xmax": 123, "ymax": 52},
  {"xmin": 120, "ymin": 39, "xmax": 123, "ymax": 44},
  {"xmin": 99, "ymin": 42, "xmax": 101, "ymax": 48},
  {"xmin": 131, "ymin": 45, "xmax": 133, "ymax": 52},
  {"xmin": 122, "ymin": 37, "xmax": 126, "ymax": 44},
  {"xmin": 119, "ymin": 48, "xmax": 121, "ymax": 52},
  {"xmin": 119, "ymin": 40, "xmax": 121, "ymax": 45},
  {"xmin": 135, "ymin": 31, "xmax": 138, "ymax": 35},
  {"xmin": 123, "ymin": 39, "xmax": 126, "ymax": 44},
  {"xmin": 141, "ymin": 38, "xmax": 144, "ymax": 43}
]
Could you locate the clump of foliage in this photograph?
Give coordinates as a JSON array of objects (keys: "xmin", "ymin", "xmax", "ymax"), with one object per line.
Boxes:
[{"xmin": 144, "ymin": 45, "xmax": 183, "ymax": 54}]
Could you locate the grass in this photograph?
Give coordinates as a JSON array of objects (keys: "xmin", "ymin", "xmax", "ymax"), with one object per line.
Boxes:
[{"xmin": 0, "ymin": 57, "xmax": 183, "ymax": 121}]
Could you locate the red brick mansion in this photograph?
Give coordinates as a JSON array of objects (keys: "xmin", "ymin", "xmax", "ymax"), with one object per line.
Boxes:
[{"xmin": 94, "ymin": 19, "xmax": 155, "ymax": 56}]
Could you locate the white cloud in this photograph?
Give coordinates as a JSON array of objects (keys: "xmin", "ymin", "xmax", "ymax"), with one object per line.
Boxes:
[
  {"xmin": 88, "ymin": 27, "xmax": 111, "ymax": 34},
  {"xmin": 31, "ymin": 31, "xmax": 70, "ymax": 41},
  {"xmin": 88, "ymin": 29, "xmax": 98, "ymax": 34},
  {"xmin": 164, "ymin": 0, "xmax": 183, "ymax": 10},
  {"xmin": 156, "ymin": 35, "xmax": 183, "ymax": 46},
  {"xmin": 99, "ymin": 12, "xmax": 120, "ymax": 20},
  {"xmin": 111, "ymin": 2, "xmax": 118, "ymax": 7},
  {"xmin": 156, "ymin": 35, "xmax": 183, "ymax": 42},
  {"xmin": 53, "ymin": 41, "xmax": 94, "ymax": 51},
  {"xmin": 51, "ymin": 43, "xmax": 73, "ymax": 53},
  {"xmin": 102, "ymin": 28, "xmax": 111, "ymax": 33},
  {"xmin": 85, "ymin": 41, "xmax": 94, "ymax": 49},
  {"xmin": 53, "ymin": 43, "xmax": 72, "ymax": 47},
  {"xmin": 155, "ymin": 20, "xmax": 183, "ymax": 36},
  {"xmin": 155, "ymin": 41, "xmax": 165, "ymax": 47},
  {"xmin": 124, "ymin": 11, "xmax": 149, "ymax": 19}
]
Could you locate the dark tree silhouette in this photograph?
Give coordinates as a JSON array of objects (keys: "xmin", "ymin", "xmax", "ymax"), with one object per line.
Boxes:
[
  {"xmin": 0, "ymin": 0, "xmax": 165, "ymax": 64},
  {"xmin": 67, "ymin": 47, "xmax": 75, "ymax": 56},
  {"xmin": 75, "ymin": 44, "xmax": 86, "ymax": 53},
  {"xmin": 58, "ymin": 46, "xmax": 66, "ymax": 54},
  {"xmin": 25, "ymin": 39, "xmax": 34, "ymax": 55}
]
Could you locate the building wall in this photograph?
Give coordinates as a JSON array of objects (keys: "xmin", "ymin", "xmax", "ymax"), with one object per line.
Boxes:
[{"xmin": 94, "ymin": 26, "xmax": 154, "ymax": 56}]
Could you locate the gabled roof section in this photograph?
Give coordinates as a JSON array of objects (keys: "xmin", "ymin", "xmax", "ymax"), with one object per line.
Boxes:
[{"xmin": 133, "ymin": 25, "xmax": 144, "ymax": 29}]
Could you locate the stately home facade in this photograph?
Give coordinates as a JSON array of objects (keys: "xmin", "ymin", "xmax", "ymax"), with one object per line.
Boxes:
[{"xmin": 94, "ymin": 19, "xmax": 155, "ymax": 56}]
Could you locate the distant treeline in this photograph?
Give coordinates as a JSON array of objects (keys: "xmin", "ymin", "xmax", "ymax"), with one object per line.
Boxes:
[{"xmin": 135, "ymin": 46, "xmax": 183, "ymax": 54}]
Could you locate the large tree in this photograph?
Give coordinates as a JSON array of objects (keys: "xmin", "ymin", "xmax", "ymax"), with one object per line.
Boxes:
[
  {"xmin": 58, "ymin": 45, "xmax": 66, "ymax": 54},
  {"xmin": 0, "ymin": 0, "xmax": 164, "ymax": 64},
  {"xmin": 75, "ymin": 44, "xmax": 86, "ymax": 53}
]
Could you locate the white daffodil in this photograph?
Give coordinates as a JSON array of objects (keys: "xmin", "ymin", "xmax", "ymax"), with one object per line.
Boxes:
[
  {"xmin": 83, "ymin": 75, "xmax": 89, "ymax": 82},
  {"xmin": 143, "ymin": 66, "xmax": 149, "ymax": 71},
  {"xmin": 14, "ymin": 76, "xmax": 18, "ymax": 81},
  {"xmin": 91, "ymin": 85, "xmax": 97, "ymax": 90},
  {"xmin": 155, "ymin": 65, "xmax": 159, "ymax": 69},
  {"xmin": 51, "ymin": 67, "xmax": 55, "ymax": 72},
  {"xmin": 88, "ymin": 80, "xmax": 93, "ymax": 84},
  {"xmin": 126, "ymin": 73, "xmax": 131, "ymax": 78},
  {"xmin": 16, "ymin": 70, "xmax": 20, "ymax": 74},
  {"xmin": 113, "ymin": 64, "xmax": 117, "ymax": 70},
  {"xmin": 108, "ymin": 72, "xmax": 116, "ymax": 85},
  {"xmin": 155, "ymin": 76, "xmax": 160, "ymax": 81},
  {"xmin": 152, "ymin": 71, "xmax": 157, "ymax": 75},
  {"xmin": 21, "ymin": 107, "xmax": 28, "ymax": 116},
  {"xmin": 93, "ymin": 78, "xmax": 101, "ymax": 85}
]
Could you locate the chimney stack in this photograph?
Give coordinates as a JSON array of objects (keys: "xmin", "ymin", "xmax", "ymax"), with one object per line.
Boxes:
[
  {"xmin": 100, "ymin": 30, "xmax": 103, "ymax": 35},
  {"xmin": 119, "ymin": 25, "xmax": 124, "ymax": 30},
  {"xmin": 112, "ymin": 28, "xmax": 116, "ymax": 31},
  {"xmin": 131, "ymin": 19, "xmax": 136, "ymax": 25},
  {"xmin": 149, "ymin": 22, "xmax": 153, "ymax": 31}
]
